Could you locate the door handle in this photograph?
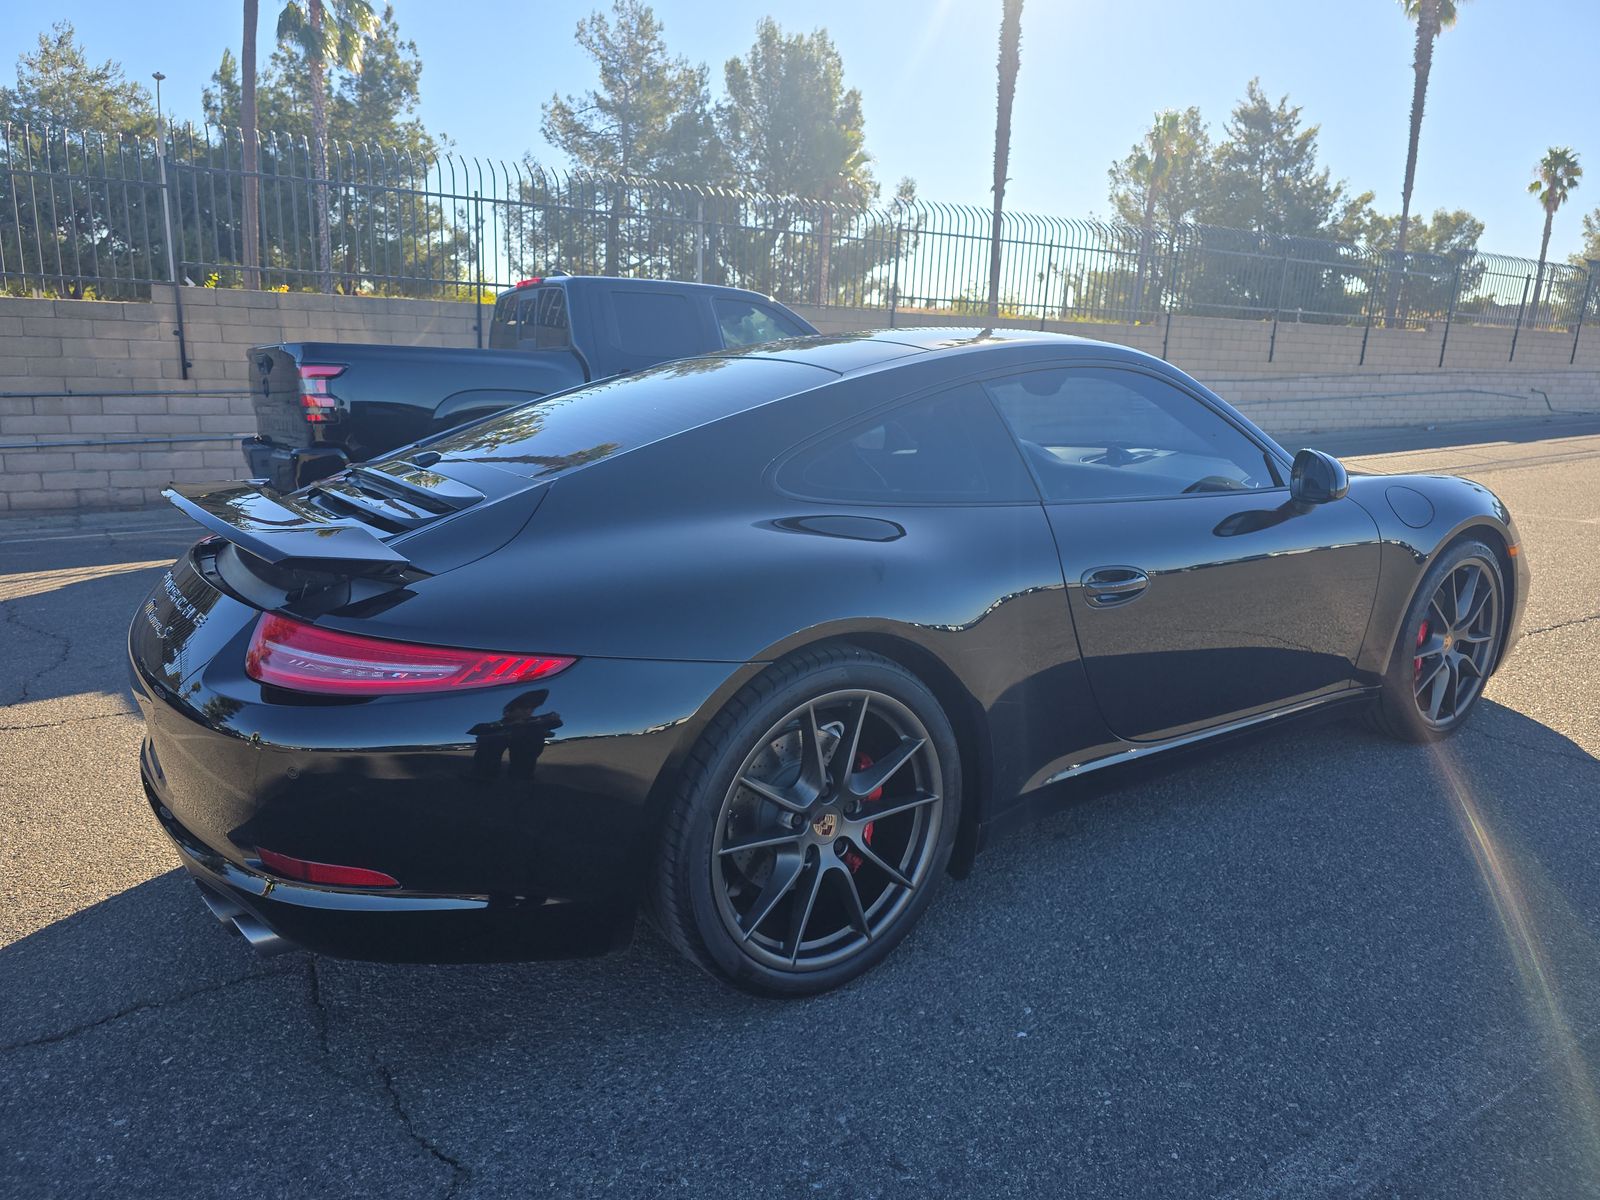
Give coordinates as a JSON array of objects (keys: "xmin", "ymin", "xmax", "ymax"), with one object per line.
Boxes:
[{"xmin": 1081, "ymin": 566, "xmax": 1150, "ymax": 607}]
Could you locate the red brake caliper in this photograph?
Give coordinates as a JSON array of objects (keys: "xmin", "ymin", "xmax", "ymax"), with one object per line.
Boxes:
[
  {"xmin": 842, "ymin": 752, "xmax": 881, "ymax": 873},
  {"xmin": 1414, "ymin": 619, "xmax": 1430, "ymax": 680}
]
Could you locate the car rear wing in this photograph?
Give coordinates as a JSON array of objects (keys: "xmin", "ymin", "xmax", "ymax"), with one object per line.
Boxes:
[{"xmin": 163, "ymin": 482, "xmax": 419, "ymax": 576}]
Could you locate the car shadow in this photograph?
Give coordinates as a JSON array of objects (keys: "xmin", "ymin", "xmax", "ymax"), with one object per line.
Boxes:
[
  {"xmin": 0, "ymin": 530, "xmax": 190, "ymax": 708},
  {"xmin": 6, "ymin": 697, "xmax": 1600, "ymax": 1195}
]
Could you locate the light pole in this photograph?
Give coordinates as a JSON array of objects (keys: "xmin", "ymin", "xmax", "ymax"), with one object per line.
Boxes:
[{"xmin": 152, "ymin": 71, "xmax": 190, "ymax": 378}]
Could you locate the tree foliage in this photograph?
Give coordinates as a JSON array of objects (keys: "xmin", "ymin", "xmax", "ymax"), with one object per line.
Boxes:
[
  {"xmin": 1108, "ymin": 107, "xmax": 1213, "ymax": 230},
  {"xmin": 1208, "ymin": 80, "xmax": 1371, "ymax": 238},
  {"xmin": 0, "ymin": 23, "xmax": 161, "ymax": 296},
  {"xmin": 542, "ymin": 0, "xmax": 720, "ymax": 180},
  {"xmin": 720, "ymin": 20, "xmax": 873, "ymax": 202},
  {"xmin": 0, "ymin": 21, "xmax": 154, "ymax": 133},
  {"xmin": 198, "ymin": 4, "xmax": 462, "ymax": 292}
]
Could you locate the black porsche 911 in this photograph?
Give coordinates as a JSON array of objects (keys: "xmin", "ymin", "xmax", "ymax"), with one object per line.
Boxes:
[{"xmin": 129, "ymin": 328, "xmax": 1528, "ymax": 996}]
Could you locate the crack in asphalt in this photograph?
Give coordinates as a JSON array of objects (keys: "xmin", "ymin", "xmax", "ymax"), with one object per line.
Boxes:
[
  {"xmin": 302, "ymin": 957, "xmax": 471, "ymax": 1197},
  {"xmin": 1521, "ymin": 611, "xmax": 1600, "ymax": 638},
  {"xmin": 305, "ymin": 956, "xmax": 333, "ymax": 1059},
  {"xmin": 0, "ymin": 710, "xmax": 131, "ymax": 732},
  {"xmin": 0, "ymin": 598, "xmax": 74, "ymax": 706},
  {"xmin": 0, "ymin": 965, "xmax": 292, "ymax": 1055},
  {"xmin": 377, "ymin": 1064, "xmax": 473, "ymax": 1198}
]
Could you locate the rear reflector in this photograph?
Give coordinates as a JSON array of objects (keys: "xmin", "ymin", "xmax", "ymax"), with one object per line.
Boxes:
[
  {"xmin": 298, "ymin": 364, "xmax": 344, "ymax": 424},
  {"xmin": 256, "ymin": 846, "xmax": 400, "ymax": 888},
  {"xmin": 245, "ymin": 612, "xmax": 575, "ymax": 696}
]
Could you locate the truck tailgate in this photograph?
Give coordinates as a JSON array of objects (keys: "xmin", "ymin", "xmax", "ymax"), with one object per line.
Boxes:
[{"xmin": 250, "ymin": 345, "xmax": 317, "ymax": 447}]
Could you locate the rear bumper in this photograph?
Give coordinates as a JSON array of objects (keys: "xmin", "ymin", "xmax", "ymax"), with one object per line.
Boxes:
[
  {"xmin": 128, "ymin": 562, "xmax": 751, "ymax": 963},
  {"xmin": 145, "ymin": 769, "xmax": 628, "ymax": 962},
  {"xmin": 240, "ymin": 436, "xmax": 347, "ymax": 492}
]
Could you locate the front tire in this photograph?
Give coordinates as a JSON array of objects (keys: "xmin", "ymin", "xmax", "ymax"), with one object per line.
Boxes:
[
  {"xmin": 1368, "ymin": 538, "xmax": 1505, "ymax": 743},
  {"xmin": 651, "ymin": 647, "xmax": 961, "ymax": 998}
]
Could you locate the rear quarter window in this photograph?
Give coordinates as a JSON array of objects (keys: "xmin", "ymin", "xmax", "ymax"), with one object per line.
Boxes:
[{"xmin": 776, "ymin": 382, "xmax": 1036, "ymax": 504}]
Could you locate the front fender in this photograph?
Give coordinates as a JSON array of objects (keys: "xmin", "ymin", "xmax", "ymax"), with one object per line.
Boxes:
[{"xmin": 1346, "ymin": 473, "xmax": 1527, "ymax": 679}]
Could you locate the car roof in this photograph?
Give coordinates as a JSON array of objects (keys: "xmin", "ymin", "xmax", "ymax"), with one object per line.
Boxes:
[
  {"xmin": 509, "ymin": 275, "xmax": 793, "ymax": 304},
  {"xmin": 709, "ymin": 326, "xmax": 1133, "ymax": 376}
]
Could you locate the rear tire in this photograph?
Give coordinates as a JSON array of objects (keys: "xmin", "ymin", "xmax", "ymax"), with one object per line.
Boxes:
[
  {"xmin": 651, "ymin": 646, "xmax": 961, "ymax": 998},
  {"xmin": 1367, "ymin": 538, "xmax": 1504, "ymax": 743}
]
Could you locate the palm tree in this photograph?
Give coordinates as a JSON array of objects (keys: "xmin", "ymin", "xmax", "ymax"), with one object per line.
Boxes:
[
  {"xmin": 1127, "ymin": 109, "xmax": 1182, "ymax": 319},
  {"xmin": 241, "ymin": 0, "xmax": 260, "ymax": 290},
  {"xmin": 1529, "ymin": 147, "xmax": 1582, "ymax": 328},
  {"xmin": 986, "ymin": 0, "xmax": 1024, "ymax": 320},
  {"xmin": 276, "ymin": 0, "xmax": 376, "ymax": 292},
  {"xmin": 1389, "ymin": 0, "xmax": 1462, "ymax": 326}
]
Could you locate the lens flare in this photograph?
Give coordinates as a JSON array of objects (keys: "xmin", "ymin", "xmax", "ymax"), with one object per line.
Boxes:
[{"xmin": 1431, "ymin": 741, "xmax": 1600, "ymax": 1158}]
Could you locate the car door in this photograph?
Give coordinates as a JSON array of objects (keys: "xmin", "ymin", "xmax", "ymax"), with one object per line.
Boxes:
[{"xmin": 983, "ymin": 363, "xmax": 1382, "ymax": 743}]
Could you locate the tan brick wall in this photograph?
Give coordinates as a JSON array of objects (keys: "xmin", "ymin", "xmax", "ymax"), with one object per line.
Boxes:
[
  {"xmin": 0, "ymin": 291, "xmax": 479, "ymax": 514},
  {"xmin": 1, "ymin": 291, "xmax": 1596, "ymax": 514},
  {"xmin": 788, "ymin": 304, "xmax": 1600, "ymax": 440}
]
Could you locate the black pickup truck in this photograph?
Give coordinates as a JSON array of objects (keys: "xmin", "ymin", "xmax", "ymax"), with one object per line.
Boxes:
[{"xmin": 241, "ymin": 275, "xmax": 817, "ymax": 491}]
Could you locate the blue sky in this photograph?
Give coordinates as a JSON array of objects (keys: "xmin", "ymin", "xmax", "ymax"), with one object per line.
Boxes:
[{"xmin": 4, "ymin": 0, "xmax": 1597, "ymax": 260}]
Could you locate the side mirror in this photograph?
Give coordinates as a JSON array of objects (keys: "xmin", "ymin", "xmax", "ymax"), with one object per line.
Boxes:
[{"xmin": 1290, "ymin": 448, "xmax": 1349, "ymax": 504}]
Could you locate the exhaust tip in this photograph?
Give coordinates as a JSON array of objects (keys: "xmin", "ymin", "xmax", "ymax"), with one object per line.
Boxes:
[
  {"xmin": 230, "ymin": 911, "xmax": 294, "ymax": 957},
  {"xmin": 192, "ymin": 880, "xmax": 294, "ymax": 957}
]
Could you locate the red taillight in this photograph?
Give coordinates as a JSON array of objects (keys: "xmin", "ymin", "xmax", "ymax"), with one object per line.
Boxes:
[
  {"xmin": 245, "ymin": 612, "xmax": 575, "ymax": 696},
  {"xmin": 514, "ymin": 277, "xmax": 543, "ymax": 289},
  {"xmin": 298, "ymin": 363, "xmax": 344, "ymax": 424},
  {"xmin": 256, "ymin": 846, "xmax": 399, "ymax": 888}
]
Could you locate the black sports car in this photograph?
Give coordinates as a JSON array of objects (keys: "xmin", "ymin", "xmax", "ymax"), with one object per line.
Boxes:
[{"xmin": 129, "ymin": 329, "xmax": 1528, "ymax": 996}]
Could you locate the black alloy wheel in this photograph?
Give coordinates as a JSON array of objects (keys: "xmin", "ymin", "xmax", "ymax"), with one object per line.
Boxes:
[
  {"xmin": 1369, "ymin": 539, "xmax": 1505, "ymax": 743},
  {"xmin": 1412, "ymin": 559, "xmax": 1500, "ymax": 728},
  {"xmin": 652, "ymin": 648, "xmax": 961, "ymax": 996}
]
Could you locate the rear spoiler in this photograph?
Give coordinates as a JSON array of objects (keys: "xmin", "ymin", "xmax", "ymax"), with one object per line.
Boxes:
[{"xmin": 163, "ymin": 482, "xmax": 419, "ymax": 575}]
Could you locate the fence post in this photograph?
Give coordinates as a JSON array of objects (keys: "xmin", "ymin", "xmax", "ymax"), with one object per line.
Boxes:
[
  {"xmin": 152, "ymin": 94, "xmax": 191, "ymax": 381},
  {"xmin": 694, "ymin": 196, "xmax": 704, "ymax": 285},
  {"xmin": 887, "ymin": 211, "xmax": 903, "ymax": 329},
  {"xmin": 1267, "ymin": 249, "xmax": 1291, "ymax": 363},
  {"xmin": 1438, "ymin": 261, "xmax": 1463, "ymax": 369},
  {"xmin": 1572, "ymin": 261, "xmax": 1597, "ymax": 365},
  {"xmin": 473, "ymin": 191, "xmax": 484, "ymax": 349},
  {"xmin": 1039, "ymin": 241, "xmax": 1056, "ymax": 331},
  {"xmin": 1359, "ymin": 261, "xmax": 1379, "ymax": 366},
  {"xmin": 1509, "ymin": 273, "xmax": 1532, "ymax": 362},
  {"xmin": 1160, "ymin": 225, "xmax": 1177, "ymax": 361}
]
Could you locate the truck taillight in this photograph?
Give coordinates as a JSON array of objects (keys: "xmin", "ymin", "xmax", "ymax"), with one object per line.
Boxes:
[
  {"xmin": 245, "ymin": 612, "xmax": 576, "ymax": 696},
  {"xmin": 298, "ymin": 364, "xmax": 345, "ymax": 423}
]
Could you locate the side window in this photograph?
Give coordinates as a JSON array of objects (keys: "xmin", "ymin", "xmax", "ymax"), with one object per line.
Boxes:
[
  {"xmin": 714, "ymin": 298, "xmax": 807, "ymax": 348},
  {"xmin": 777, "ymin": 382, "xmax": 1035, "ymax": 504},
  {"xmin": 983, "ymin": 367, "xmax": 1282, "ymax": 501},
  {"xmin": 610, "ymin": 290, "xmax": 698, "ymax": 357}
]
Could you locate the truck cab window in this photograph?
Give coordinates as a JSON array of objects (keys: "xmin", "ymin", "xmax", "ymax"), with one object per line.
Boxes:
[{"xmin": 714, "ymin": 298, "xmax": 808, "ymax": 348}]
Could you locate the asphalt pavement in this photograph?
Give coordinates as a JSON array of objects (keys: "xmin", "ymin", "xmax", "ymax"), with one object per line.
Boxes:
[{"xmin": 3, "ymin": 415, "xmax": 1599, "ymax": 1199}]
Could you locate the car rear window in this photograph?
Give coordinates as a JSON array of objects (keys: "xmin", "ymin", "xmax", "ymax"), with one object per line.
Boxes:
[{"xmin": 413, "ymin": 356, "xmax": 832, "ymax": 481}]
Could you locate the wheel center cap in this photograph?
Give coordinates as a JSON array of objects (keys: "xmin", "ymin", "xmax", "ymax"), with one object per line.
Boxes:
[
  {"xmin": 811, "ymin": 810, "xmax": 839, "ymax": 839},
  {"xmin": 1442, "ymin": 632, "xmax": 1455, "ymax": 651}
]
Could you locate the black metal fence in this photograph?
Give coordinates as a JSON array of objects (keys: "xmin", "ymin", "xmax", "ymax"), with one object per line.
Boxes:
[{"xmin": 3, "ymin": 121, "xmax": 1597, "ymax": 349}]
